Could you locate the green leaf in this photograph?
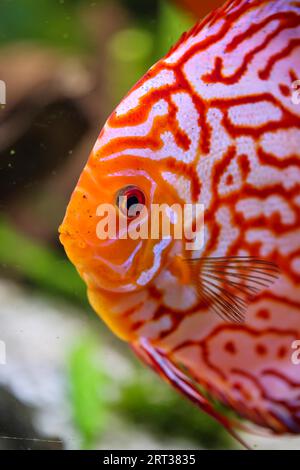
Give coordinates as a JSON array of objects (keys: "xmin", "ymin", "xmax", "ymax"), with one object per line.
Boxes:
[
  {"xmin": 0, "ymin": 217, "xmax": 87, "ymax": 305},
  {"xmin": 68, "ymin": 337, "xmax": 109, "ymax": 448}
]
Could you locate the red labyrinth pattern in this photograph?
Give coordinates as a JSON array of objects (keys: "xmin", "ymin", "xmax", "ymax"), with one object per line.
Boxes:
[{"xmin": 60, "ymin": 0, "xmax": 300, "ymax": 435}]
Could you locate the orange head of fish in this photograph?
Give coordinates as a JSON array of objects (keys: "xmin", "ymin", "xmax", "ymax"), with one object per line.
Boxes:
[{"xmin": 59, "ymin": 90, "xmax": 194, "ymax": 340}]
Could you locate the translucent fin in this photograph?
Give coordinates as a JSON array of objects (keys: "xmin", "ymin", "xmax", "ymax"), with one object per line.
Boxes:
[{"xmin": 186, "ymin": 256, "xmax": 280, "ymax": 323}]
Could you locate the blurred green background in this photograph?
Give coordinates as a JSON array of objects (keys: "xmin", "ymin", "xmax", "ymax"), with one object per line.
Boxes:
[{"xmin": 0, "ymin": 0, "xmax": 233, "ymax": 450}]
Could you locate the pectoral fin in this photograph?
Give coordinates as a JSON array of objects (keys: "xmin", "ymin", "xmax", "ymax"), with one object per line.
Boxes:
[{"xmin": 186, "ymin": 256, "xmax": 280, "ymax": 323}]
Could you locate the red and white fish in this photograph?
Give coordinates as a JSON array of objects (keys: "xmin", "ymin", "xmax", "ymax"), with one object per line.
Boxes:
[{"xmin": 59, "ymin": 0, "xmax": 300, "ymax": 445}]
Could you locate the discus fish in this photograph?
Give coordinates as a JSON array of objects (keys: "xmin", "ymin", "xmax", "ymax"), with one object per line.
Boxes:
[{"xmin": 59, "ymin": 0, "xmax": 300, "ymax": 445}]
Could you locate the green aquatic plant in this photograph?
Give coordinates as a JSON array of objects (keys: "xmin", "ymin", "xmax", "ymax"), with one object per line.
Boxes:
[
  {"xmin": 68, "ymin": 337, "xmax": 109, "ymax": 448},
  {"xmin": 67, "ymin": 336, "xmax": 232, "ymax": 449},
  {"xmin": 0, "ymin": 218, "xmax": 86, "ymax": 305}
]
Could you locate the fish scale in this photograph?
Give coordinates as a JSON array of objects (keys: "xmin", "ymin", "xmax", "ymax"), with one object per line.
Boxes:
[{"xmin": 60, "ymin": 0, "xmax": 300, "ymax": 443}]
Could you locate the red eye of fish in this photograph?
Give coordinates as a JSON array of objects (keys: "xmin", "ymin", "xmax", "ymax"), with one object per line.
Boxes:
[{"xmin": 116, "ymin": 186, "xmax": 146, "ymax": 218}]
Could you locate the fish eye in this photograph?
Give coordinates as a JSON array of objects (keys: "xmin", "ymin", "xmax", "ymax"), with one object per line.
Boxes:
[{"xmin": 116, "ymin": 185, "xmax": 146, "ymax": 218}]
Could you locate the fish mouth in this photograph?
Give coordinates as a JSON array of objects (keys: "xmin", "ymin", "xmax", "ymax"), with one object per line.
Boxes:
[
  {"xmin": 59, "ymin": 222, "xmax": 141, "ymax": 293},
  {"xmin": 59, "ymin": 224, "xmax": 85, "ymax": 248},
  {"xmin": 58, "ymin": 222, "xmax": 92, "ymax": 280}
]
